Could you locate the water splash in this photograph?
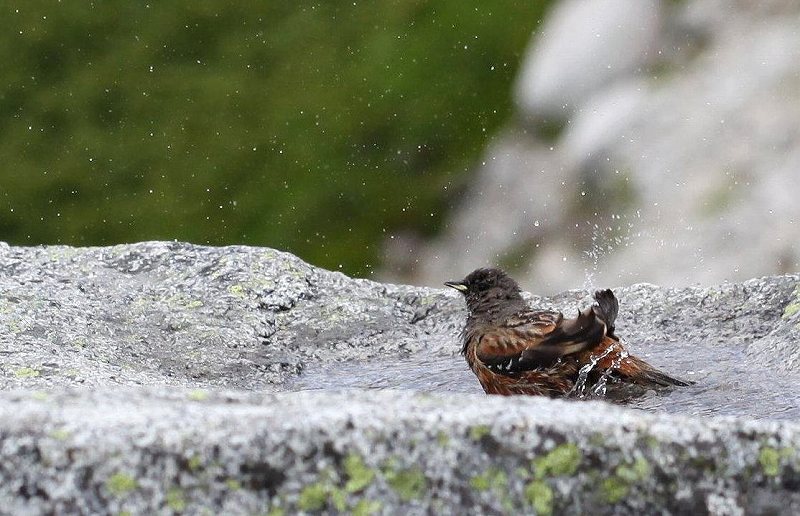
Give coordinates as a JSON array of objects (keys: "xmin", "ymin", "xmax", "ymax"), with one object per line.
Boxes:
[
  {"xmin": 567, "ymin": 344, "xmax": 614, "ymax": 398},
  {"xmin": 581, "ymin": 215, "xmax": 642, "ymax": 291},
  {"xmin": 567, "ymin": 342, "xmax": 630, "ymax": 399},
  {"xmin": 590, "ymin": 346, "xmax": 629, "ymax": 397}
]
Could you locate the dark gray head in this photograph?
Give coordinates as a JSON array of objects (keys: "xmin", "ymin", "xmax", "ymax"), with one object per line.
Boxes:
[{"xmin": 445, "ymin": 267, "xmax": 525, "ymax": 317}]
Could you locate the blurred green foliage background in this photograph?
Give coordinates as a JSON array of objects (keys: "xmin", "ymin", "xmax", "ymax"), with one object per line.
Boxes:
[{"xmin": 1, "ymin": 1, "xmax": 548, "ymax": 276}]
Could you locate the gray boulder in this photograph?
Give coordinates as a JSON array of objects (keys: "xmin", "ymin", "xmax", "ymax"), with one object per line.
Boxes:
[{"xmin": 1, "ymin": 242, "xmax": 799, "ymax": 514}]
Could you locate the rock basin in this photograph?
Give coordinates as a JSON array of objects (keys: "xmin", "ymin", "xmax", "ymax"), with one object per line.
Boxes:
[{"xmin": 1, "ymin": 242, "xmax": 799, "ymax": 514}]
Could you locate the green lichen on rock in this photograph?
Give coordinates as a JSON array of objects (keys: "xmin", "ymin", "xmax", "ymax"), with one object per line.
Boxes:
[
  {"xmin": 187, "ymin": 389, "xmax": 208, "ymax": 401},
  {"xmin": 469, "ymin": 424, "xmax": 491, "ymax": 441},
  {"xmin": 599, "ymin": 458, "xmax": 651, "ymax": 504},
  {"xmin": 187, "ymin": 455, "xmax": 203, "ymax": 472},
  {"xmin": 294, "ymin": 457, "xmax": 377, "ymax": 512},
  {"xmin": 616, "ymin": 457, "xmax": 651, "ymax": 483},
  {"xmin": 515, "ymin": 466, "xmax": 531, "ymax": 480},
  {"xmin": 759, "ymin": 447, "xmax": 781, "ymax": 477},
  {"xmin": 436, "ymin": 431, "xmax": 450, "ymax": 447},
  {"xmin": 524, "ymin": 480, "xmax": 553, "ymax": 516},
  {"xmin": 225, "ymin": 479, "xmax": 242, "ymax": 491},
  {"xmin": 470, "ymin": 467, "xmax": 507, "ymax": 492},
  {"xmin": 329, "ymin": 487, "xmax": 347, "ymax": 512},
  {"xmin": 353, "ymin": 499, "xmax": 382, "ymax": 516},
  {"xmin": 600, "ymin": 476, "xmax": 629, "ymax": 504},
  {"xmin": 471, "ymin": 467, "xmax": 513, "ymax": 512},
  {"xmin": 49, "ymin": 427, "xmax": 71, "ymax": 441},
  {"xmin": 228, "ymin": 284, "xmax": 245, "ymax": 297},
  {"xmin": 644, "ymin": 436, "xmax": 660, "ymax": 450},
  {"xmin": 384, "ymin": 463, "xmax": 426, "ymax": 502},
  {"xmin": 783, "ymin": 286, "xmax": 800, "ymax": 319},
  {"xmin": 298, "ymin": 483, "xmax": 328, "ymax": 512},
  {"xmin": 533, "ymin": 443, "xmax": 582, "ymax": 478},
  {"xmin": 106, "ymin": 473, "xmax": 138, "ymax": 497},
  {"xmin": 512, "ymin": 444, "xmax": 582, "ymax": 512},
  {"xmin": 166, "ymin": 487, "xmax": 186, "ymax": 512},
  {"xmin": 14, "ymin": 367, "xmax": 40, "ymax": 378},
  {"xmin": 344, "ymin": 453, "xmax": 374, "ymax": 493}
]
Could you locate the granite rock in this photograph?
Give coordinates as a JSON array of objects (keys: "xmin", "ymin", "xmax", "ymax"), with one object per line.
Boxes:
[
  {"xmin": 1, "ymin": 388, "xmax": 799, "ymax": 515},
  {"xmin": 1, "ymin": 242, "xmax": 800, "ymax": 514}
]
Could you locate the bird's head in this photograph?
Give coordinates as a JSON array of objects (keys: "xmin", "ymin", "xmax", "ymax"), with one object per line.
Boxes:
[{"xmin": 445, "ymin": 267, "xmax": 524, "ymax": 315}]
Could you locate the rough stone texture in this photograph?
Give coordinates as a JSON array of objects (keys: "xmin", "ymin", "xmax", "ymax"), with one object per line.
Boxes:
[
  {"xmin": 2, "ymin": 241, "xmax": 798, "ymax": 391},
  {"xmin": 747, "ymin": 284, "xmax": 800, "ymax": 373},
  {"xmin": 0, "ymin": 241, "xmax": 456, "ymax": 391},
  {"xmin": 406, "ymin": 0, "xmax": 800, "ymax": 294},
  {"xmin": 1, "ymin": 242, "xmax": 800, "ymax": 514},
  {"xmin": 2, "ymin": 389, "xmax": 800, "ymax": 516}
]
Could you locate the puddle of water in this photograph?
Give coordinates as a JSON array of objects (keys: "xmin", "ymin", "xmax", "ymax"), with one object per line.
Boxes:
[
  {"xmin": 286, "ymin": 353, "xmax": 483, "ymax": 394},
  {"xmin": 627, "ymin": 341, "xmax": 800, "ymax": 420},
  {"xmin": 284, "ymin": 338, "xmax": 800, "ymax": 421}
]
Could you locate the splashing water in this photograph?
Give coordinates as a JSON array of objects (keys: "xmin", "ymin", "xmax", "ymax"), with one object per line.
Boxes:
[
  {"xmin": 590, "ymin": 347, "xmax": 629, "ymax": 398},
  {"xmin": 567, "ymin": 344, "xmax": 614, "ymax": 398},
  {"xmin": 566, "ymin": 343, "xmax": 630, "ymax": 399},
  {"xmin": 581, "ymin": 217, "xmax": 636, "ymax": 291}
]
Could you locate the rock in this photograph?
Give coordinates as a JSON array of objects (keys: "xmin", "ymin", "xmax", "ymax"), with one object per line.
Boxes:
[
  {"xmin": 2, "ymin": 388, "xmax": 800, "ymax": 515},
  {"xmin": 1, "ymin": 242, "xmax": 800, "ymax": 513},
  {"xmin": 747, "ymin": 285, "xmax": 800, "ymax": 373},
  {"xmin": 514, "ymin": 0, "xmax": 661, "ymax": 119},
  {"xmin": 0, "ymin": 242, "xmax": 451, "ymax": 391}
]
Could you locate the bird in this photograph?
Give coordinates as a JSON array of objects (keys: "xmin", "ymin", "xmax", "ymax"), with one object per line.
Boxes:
[{"xmin": 445, "ymin": 267, "xmax": 693, "ymax": 397}]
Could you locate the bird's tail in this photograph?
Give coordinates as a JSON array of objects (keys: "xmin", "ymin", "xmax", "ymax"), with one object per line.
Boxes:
[
  {"xmin": 617, "ymin": 355, "xmax": 695, "ymax": 387},
  {"xmin": 593, "ymin": 289, "xmax": 619, "ymax": 338},
  {"xmin": 589, "ymin": 290, "xmax": 691, "ymax": 388}
]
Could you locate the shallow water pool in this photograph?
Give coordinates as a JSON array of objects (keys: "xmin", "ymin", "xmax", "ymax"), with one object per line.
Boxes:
[{"xmin": 285, "ymin": 338, "xmax": 800, "ymax": 420}]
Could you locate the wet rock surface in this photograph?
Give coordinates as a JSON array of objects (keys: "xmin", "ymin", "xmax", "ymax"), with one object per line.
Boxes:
[
  {"xmin": 0, "ymin": 241, "xmax": 448, "ymax": 391},
  {"xmin": 1, "ymin": 242, "xmax": 799, "ymax": 514}
]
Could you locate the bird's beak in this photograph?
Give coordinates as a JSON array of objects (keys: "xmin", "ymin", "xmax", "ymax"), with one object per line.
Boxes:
[{"xmin": 444, "ymin": 281, "xmax": 468, "ymax": 292}]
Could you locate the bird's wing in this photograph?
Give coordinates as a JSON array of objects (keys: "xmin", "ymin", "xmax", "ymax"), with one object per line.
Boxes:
[{"xmin": 476, "ymin": 308, "xmax": 609, "ymax": 374}]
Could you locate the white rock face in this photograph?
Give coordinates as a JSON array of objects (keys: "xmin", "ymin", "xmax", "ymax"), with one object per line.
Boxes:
[
  {"xmin": 404, "ymin": 0, "xmax": 800, "ymax": 293},
  {"xmin": 515, "ymin": 0, "xmax": 661, "ymax": 119}
]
